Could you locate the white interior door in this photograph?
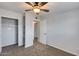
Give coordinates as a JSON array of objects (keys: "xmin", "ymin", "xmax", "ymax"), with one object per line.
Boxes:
[
  {"xmin": 25, "ymin": 12, "xmax": 34, "ymax": 48},
  {"xmin": 2, "ymin": 17, "xmax": 17, "ymax": 47},
  {"xmin": 39, "ymin": 20, "xmax": 47, "ymax": 44}
]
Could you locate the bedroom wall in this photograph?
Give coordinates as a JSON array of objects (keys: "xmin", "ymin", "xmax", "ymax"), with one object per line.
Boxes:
[{"xmin": 46, "ymin": 8, "xmax": 79, "ymax": 55}]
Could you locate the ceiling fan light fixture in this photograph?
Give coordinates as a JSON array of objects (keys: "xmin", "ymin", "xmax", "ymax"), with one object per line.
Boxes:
[{"xmin": 33, "ymin": 8, "xmax": 40, "ymax": 13}]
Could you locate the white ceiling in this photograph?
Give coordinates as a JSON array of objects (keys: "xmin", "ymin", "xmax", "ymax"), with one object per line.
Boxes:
[
  {"xmin": 0, "ymin": 2, "xmax": 79, "ymax": 14},
  {"xmin": 50, "ymin": 2, "xmax": 79, "ymax": 13},
  {"xmin": 0, "ymin": 2, "xmax": 35, "ymax": 14}
]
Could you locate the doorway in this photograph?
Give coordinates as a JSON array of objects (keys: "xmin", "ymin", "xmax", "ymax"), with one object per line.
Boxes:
[
  {"xmin": 1, "ymin": 17, "xmax": 18, "ymax": 47},
  {"xmin": 33, "ymin": 20, "xmax": 40, "ymax": 44},
  {"xmin": 33, "ymin": 20, "xmax": 47, "ymax": 50}
]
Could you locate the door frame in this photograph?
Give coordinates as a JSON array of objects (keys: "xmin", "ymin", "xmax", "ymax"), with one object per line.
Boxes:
[{"xmin": 33, "ymin": 20, "xmax": 40, "ymax": 41}]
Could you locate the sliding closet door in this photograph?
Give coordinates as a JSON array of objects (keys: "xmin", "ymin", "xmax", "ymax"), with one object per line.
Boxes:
[{"xmin": 2, "ymin": 17, "xmax": 18, "ymax": 47}]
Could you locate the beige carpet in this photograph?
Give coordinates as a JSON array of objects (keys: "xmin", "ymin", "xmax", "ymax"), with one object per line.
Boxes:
[{"xmin": 0, "ymin": 39, "xmax": 75, "ymax": 56}]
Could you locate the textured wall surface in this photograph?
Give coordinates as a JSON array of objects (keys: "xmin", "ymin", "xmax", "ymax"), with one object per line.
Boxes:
[{"xmin": 47, "ymin": 9, "xmax": 79, "ymax": 55}]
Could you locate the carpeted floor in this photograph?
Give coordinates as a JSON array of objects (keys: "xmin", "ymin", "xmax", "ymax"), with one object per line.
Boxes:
[{"xmin": 0, "ymin": 39, "xmax": 75, "ymax": 56}]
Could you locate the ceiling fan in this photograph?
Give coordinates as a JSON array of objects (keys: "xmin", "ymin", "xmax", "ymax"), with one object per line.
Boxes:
[{"xmin": 25, "ymin": 2, "xmax": 49, "ymax": 14}]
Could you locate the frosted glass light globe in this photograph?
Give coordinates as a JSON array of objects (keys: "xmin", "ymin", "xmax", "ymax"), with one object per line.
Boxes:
[{"xmin": 33, "ymin": 8, "xmax": 40, "ymax": 13}]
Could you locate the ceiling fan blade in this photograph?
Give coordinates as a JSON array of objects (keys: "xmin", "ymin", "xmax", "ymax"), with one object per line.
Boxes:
[
  {"xmin": 33, "ymin": 2, "xmax": 39, "ymax": 6},
  {"xmin": 25, "ymin": 2, "xmax": 33, "ymax": 7},
  {"xmin": 25, "ymin": 9, "xmax": 32, "ymax": 11},
  {"xmin": 34, "ymin": 2, "xmax": 39, "ymax": 6},
  {"xmin": 40, "ymin": 2, "xmax": 48, "ymax": 7},
  {"xmin": 40, "ymin": 9, "xmax": 49, "ymax": 12}
]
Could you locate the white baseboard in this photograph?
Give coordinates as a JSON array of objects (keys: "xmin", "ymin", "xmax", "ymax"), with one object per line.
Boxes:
[
  {"xmin": 2, "ymin": 42, "xmax": 17, "ymax": 47},
  {"xmin": 47, "ymin": 43, "xmax": 77, "ymax": 56},
  {"xmin": 38, "ymin": 40, "xmax": 47, "ymax": 45},
  {"xmin": 25, "ymin": 43, "xmax": 33, "ymax": 48}
]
